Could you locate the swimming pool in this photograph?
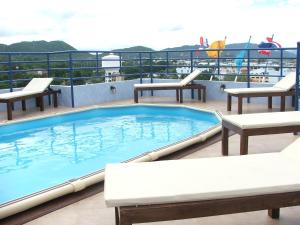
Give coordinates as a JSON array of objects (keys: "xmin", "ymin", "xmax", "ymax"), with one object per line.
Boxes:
[{"xmin": 0, "ymin": 105, "xmax": 221, "ymax": 218}]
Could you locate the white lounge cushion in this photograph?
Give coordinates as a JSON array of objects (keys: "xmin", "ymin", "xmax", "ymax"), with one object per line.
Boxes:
[
  {"xmin": 273, "ymin": 72, "xmax": 296, "ymax": 91},
  {"xmin": 179, "ymin": 69, "xmax": 201, "ymax": 86},
  {"xmin": 0, "ymin": 78, "xmax": 53, "ymax": 100},
  {"xmin": 222, "ymin": 111, "xmax": 300, "ymax": 129},
  {"xmin": 134, "ymin": 82, "xmax": 182, "ymax": 88},
  {"xmin": 224, "ymin": 72, "xmax": 295, "ymax": 94},
  {"xmin": 134, "ymin": 69, "xmax": 201, "ymax": 88},
  {"xmin": 224, "ymin": 87, "xmax": 285, "ymax": 94},
  {"xmin": 23, "ymin": 78, "xmax": 53, "ymax": 92},
  {"xmin": 105, "ymin": 138, "xmax": 300, "ymax": 207},
  {"xmin": 0, "ymin": 90, "xmax": 40, "ymax": 100}
]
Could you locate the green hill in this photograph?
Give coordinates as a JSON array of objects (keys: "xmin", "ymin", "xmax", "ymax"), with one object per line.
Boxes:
[
  {"xmin": 109, "ymin": 46, "xmax": 155, "ymax": 59},
  {"xmin": 0, "ymin": 41, "xmax": 295, "ymax": 60},
  {"xmin": 160, "ymin": 43, "xmax": 295, "ymax": 59},
  {"xmin": 0, "ymin": 41, "xmax": 95, "ymax": 60},
  {"xmin": 0, "ymin": 40, "xmax": 76, "ymax": 52},
  {"xmin": 108, "ymin": 43, "xmax": 295, "ymax": 60}
]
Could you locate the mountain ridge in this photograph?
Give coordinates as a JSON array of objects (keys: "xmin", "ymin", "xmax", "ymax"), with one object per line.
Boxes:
[{"xmin": 0, "ymin": 41, "xmax": 296, "ymax": 59}]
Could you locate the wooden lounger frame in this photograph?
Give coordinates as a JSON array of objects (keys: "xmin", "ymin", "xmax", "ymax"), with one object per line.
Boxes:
[
  {"xmin": 221, "ymin": 120, "xmax": 300, "ymax": 155},
  {"xmin": 226, "ymin": 90, "xmax": 295, "ymax": 114},
  {"xmin": 115, "ymin": 191, "xmax": 300, "ymax": 225},
  {"xmin": 134, "ymin": 84, "xmax": 206, "ymax": 103},
  {"xmin": 0, "ymin": 88, "xmax": 61, "ymax": 120}
]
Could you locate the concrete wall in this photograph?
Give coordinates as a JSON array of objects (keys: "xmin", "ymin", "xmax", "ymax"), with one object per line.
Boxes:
[{"xmin": 0, "ymin": 79, "xmax": 297, "ymax": 111}]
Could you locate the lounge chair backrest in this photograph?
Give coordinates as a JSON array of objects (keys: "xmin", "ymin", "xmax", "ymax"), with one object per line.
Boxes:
[
  {"xmin": 23, "ymin": 78, "xmax": 53, "ymax": 93},
  {"xmin": 273, "ymin": 72, "xmax": 296, "ymax": 91},
  {"xmin": 179, "ymin": 69, "xmax": 201, "ymax": 86}
]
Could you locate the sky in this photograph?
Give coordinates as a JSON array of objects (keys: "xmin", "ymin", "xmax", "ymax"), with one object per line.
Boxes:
[{"xmin": 0, "ymin": 0, "xmax": 300, "ymax": 50}]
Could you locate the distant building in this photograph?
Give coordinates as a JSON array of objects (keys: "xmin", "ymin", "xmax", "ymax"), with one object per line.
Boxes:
[
  {"xmin": 102, "ymin": 53, "xmax": 122, "ymax": 83},
  {"xmin": 176, "ymin": 67, "xmax": 191, "ymax": 76},
  {"xmin": 176, "ymin": 67, "xmax": 207, "ymax": 78}
]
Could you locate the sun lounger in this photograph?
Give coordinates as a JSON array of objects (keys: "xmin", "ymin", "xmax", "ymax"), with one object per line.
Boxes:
[
  {"xmin": 224, "ymin": 72, "xmax": 296, "ymax": 114},
  {"xmin": 133, "ymin": 69, "xmax": 206, "ymax": 103},
  {"xmin": 0, "ymin": 78, "xmax": 60, "ymax": 120},
  {"xmin": 104, "ymin": 138, "xmax": 300, "ymax": 225},
  {"xmin": 221, "ymin": 111, "xmax": 300, "ymax": 155}
]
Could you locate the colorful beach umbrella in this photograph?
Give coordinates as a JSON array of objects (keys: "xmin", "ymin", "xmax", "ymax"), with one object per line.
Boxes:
[
  {"xmin": 234, "ymin": 36, "xmax": 252, "ymax": 74},
  {"xmin": 258, "ymin": 36, "xmax": 281, "ymax": 56},
  {"xmin": 207, "ymin": 37, "xmax": 226, "ymax": 58}
]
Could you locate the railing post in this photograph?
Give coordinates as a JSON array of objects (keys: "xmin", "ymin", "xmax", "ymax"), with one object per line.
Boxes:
[
  {"xmin": 96, "ymin": 52, "xmax": 99, "ymax": 77},
  {"xmin": 119, "ymin": 52, "xmax": 122, "ymax": 77},
  {"xmin": 166, "ymin": 51, "xmax": 169, "ymax": 76},
  {"xmin": 217, "ymin": 50, "xmax": 220, "ymax": 75},
  {"xmin": 8, "ymin": 54, "xmax": 13, "ymax": 92},
  {"xmin": 69, "ymin": 52, "xmax": 75, "ymax": 108},
  {"xmin": 46, "ymin": 54, "xmax": 50, "ymax": 77},
  {"xmin": 150, "ymin": 52, "xmax": 153, "ymax": 96},
  {"xmin": 46, "ymin": 53, "xmax": 51, "ymax": 104},
  {"xmin": 295, "ymin": 42, "xmax": 300, "ymax": 111},
  {"xmin": 247, "ymin": 49, "xmax": 251, "ymax": 103},
  {"xmin": 190, "ymin": 50, "xmax": 194, "ymax": 72},
  {"xmin": 99, "ymin": 52, "xmax": 102, "ymax": 79},
  {"xmin": 280, "ymin": 49, "xmax": 283, "ymax": 78},
  {"xmin": 139, "ymin": 52, "xmax": 143, "ymax": 96},
  {"xmin": 190, "ymin": 50, "xmax": 194, "ymax": 98}
]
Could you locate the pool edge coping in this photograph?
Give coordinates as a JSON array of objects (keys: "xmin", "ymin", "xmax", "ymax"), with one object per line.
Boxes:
[{"xmin": 0, "ymin": 103, "xmax": 221, "ymax": 220}]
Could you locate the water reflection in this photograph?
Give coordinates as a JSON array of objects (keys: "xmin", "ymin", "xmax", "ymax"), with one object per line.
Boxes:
[{"xmin": 0, "ymin": 115, "xmax": 212, "ymax": 174}]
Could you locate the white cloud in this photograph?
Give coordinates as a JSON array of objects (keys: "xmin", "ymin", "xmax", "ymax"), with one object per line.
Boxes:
[{"xmin": 0, "ymin": 0, "xmax": 299, "ymax": 50}]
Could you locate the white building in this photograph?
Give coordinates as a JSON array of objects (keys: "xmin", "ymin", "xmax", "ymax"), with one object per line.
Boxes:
[
  {"xmin": 250, "ymin": 68, "xmax": 294, "ymax": 83},
  {"xmin": 102, "ymin": 53, "xmax": 122, "ymax": 83},
  {"xmin": 176, "ymin": 67, "xmax": 191, "ymax": 76}
]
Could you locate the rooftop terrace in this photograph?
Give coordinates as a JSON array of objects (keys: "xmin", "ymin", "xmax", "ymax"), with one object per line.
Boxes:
[
  {"xmin": 0, "ymin": 44, "xmax": 300, "ymax": 225},
  {"xmin": 0, "ymin": 97, "xmax": 298, "ymax": 225}
]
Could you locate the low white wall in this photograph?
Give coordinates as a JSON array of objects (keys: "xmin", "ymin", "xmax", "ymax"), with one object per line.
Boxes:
[{"xmin": 0, "ymin": 79, "xmax": 296, "ymax": 111}]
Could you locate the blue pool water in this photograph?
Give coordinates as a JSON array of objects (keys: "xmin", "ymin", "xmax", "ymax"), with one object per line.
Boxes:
[{"xmin": 0, "ymin": 106, "xmax": 219, "ymax": 204}]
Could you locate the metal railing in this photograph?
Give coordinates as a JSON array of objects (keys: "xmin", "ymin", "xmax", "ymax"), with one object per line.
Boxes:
[{"xmin": 0, "ymin": 45, "xmax": 299, "ymax": 109}]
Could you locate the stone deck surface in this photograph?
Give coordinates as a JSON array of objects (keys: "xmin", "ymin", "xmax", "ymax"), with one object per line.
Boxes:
[{"xmin": 1, "ymin": 96, "xmax": 299, "ymax": 225}]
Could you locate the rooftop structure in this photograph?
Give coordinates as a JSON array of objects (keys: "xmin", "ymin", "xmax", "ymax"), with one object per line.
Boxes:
[{"xmin": 0, "ymin": 43, "xmax": 299, "ymax": 224}]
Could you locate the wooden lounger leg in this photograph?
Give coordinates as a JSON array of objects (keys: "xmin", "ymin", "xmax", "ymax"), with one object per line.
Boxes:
[
  {"xmin": 36, "ymin": 97, "xmax": 40, "ymax": 107},
  {"xmin": 119, "ymin": 209, "xmax": 132, "ymax": 225},
  {"xmin": 134, "ymin": 89, "xmax": 139, "ymax": 103},
  {"xmin": 280, "ymin": 96, "xmax": 285, "ymax": 112},
  {"xmin": 53, "ymin": 93, "xmax": 58, "ymax": 107},
  {"xmin": 292, "ymin": 95, "xmax": 295, "ymax": 107},
  {"xmin": 48, "ymin": 94, "xmax": 51, "ymax": 105},
  {"xmin": 240, "ymin": 135, "xmax": 248, "ymax": 155},
  {"xmin": 227, "ymin": 94, "xmax": 232, "ymax": 111},
  {"xmin": 115, "ymin": 207, "xmax": 120, "ymax": 225},
  {"xmin": 268, "ymin": 208, "xmax": 280, "ymax": 219},
  {"xmin": 222, "ymin": 126, "xmax": 229, "ymax": 156},
  {"xmin": 198, "ymin": 87, "xmax": 201, "ymax": 101},
  {"xmin": 7, "ymin": 102, "xmax": 13, "ymax": 120},
  {"xmin": 268, "ymin": 96, "xmax": 272, "ymax": 109},
  {"xmin": 21, "ymin": 100, "xmax": 26, "ymax": 111},
  {"xmin": 176, "ymin": 89, "xmax": 179, "ymax": 101},
  {"xmin": 202, "ymin": 86, "xmax": 206, "ymax": 103},
  {"xmin": 179, "ymin": 88, "xmax": 183, "ymax": 103},
  {"xmin": 191, "ymin": 89, "xmax": 195, "ymax": 99},
  {"xmin": 39, "ymin": 96, "xmax": 44, "ymax": 111},
  {"xmin": 238, "ymin": 96, "xmax": 243, "ymax": 114}
]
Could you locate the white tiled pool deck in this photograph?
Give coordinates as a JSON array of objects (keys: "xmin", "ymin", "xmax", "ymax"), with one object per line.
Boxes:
[{"xmin": 1, "ymin": 97, "xmax": 299, "ymax": 225}]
